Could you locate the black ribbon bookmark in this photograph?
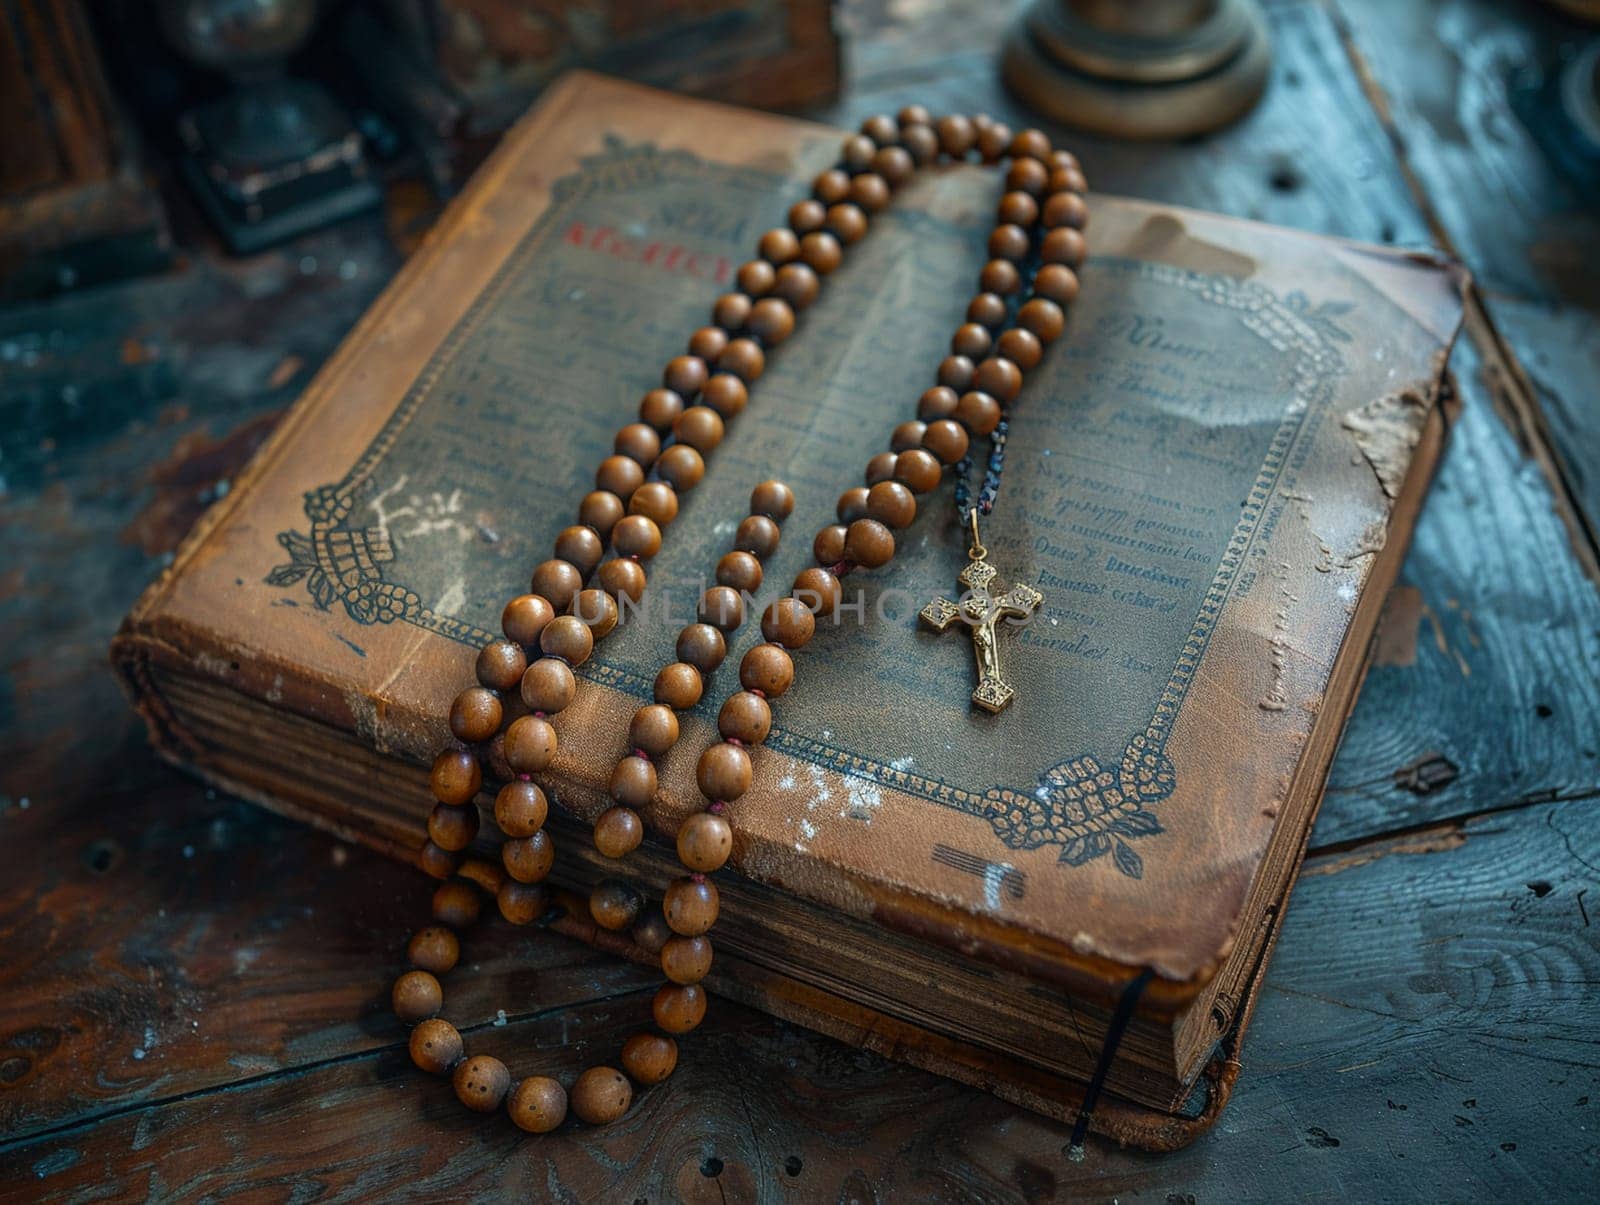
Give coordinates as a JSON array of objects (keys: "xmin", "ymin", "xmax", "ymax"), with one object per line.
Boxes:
[{"xmin": 1067, "ymin": 966, "xmax": 1155, "ymax": 1161}]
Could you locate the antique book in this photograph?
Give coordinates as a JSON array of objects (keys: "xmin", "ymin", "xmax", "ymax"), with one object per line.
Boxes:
[{"xmin": 114, "ymin": 73, "xmax": 1464, "ymax": 1149}]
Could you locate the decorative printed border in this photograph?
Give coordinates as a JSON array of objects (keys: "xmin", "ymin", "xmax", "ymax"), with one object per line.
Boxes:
[{"xmin": 268, "ymin": 142, "xmax": 1349, "ymax": 877}]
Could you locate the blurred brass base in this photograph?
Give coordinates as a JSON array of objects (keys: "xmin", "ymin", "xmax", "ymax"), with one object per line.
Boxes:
[{"xmin": 1002, "ymin": 0, "xmax": 1272, "ymax": 140}]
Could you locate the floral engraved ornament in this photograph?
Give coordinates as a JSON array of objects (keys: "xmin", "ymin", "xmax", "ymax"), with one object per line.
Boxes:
[
  {"xmin": 267, "ymin": 483, "xmax": 423, "ymax": 626},
  {"xmin": 983, "ymin": 733, "xmax": 1174, "ymax": 879}
]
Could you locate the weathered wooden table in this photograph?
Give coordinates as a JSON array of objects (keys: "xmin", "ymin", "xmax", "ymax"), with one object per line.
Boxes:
[{"xmin": 3, "ymin": 1, "xmax": 1596, "ymax": 1198}]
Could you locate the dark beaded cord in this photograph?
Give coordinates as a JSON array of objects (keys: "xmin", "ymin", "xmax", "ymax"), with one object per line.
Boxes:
[{"xmin": 393, "ymin": 106, "xmax": 1088, "ymax": 1133}]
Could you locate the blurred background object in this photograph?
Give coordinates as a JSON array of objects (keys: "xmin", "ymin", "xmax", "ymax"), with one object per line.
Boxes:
[{"xmin": 1002, "ymin": 0, "xmax": 1271, "ymax": 138}]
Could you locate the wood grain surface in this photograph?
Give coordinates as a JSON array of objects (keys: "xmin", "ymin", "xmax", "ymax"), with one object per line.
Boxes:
[{"xmin": 1, "ymin": 0, "xmax": 1596, "ymax": 1198}]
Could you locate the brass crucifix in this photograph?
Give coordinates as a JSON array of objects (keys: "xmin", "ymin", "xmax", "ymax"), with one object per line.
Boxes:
[{"xmin": 920, "ymin": 514, "xmax": 1044, "ymax": 714}]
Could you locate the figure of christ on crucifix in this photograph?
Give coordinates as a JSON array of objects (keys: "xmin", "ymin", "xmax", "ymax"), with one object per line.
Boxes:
[{"xmin": 920, "ymin": 553, "xmax": 1044, "ymax": 714}]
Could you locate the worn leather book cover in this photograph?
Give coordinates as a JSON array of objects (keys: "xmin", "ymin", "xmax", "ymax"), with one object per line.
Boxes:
[{"xmin": 114, "ymin": 73, "xmax": 1464, "ymax": 1147}]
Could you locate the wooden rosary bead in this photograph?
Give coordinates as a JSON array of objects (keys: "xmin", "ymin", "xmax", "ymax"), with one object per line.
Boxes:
[
  {"xmin": 409, "ymin": 1018, "xmax": 463, "ymax": 1074},
  {"xmin": 1034, "ymin": 263, "xmax": 1080, "ymax": 305},
  {"xmin": 392, "ymin": 969, "xmax": 442, "ymax": 1022},
  {"xmin": 901, "ymin": 122, "xmax": 940, "ymax": 165},
  {"xmin": 530, "ymin": 559, "xmax": 583, "ymax": 612},
  {"xmin": 654, "ymin": 662, "xmax": 703, "ymax": 710},
  {"xmin": 866, "ymin": 480, "xmax": 917, "ymax": 529},
  {"xmin": 1041, "ymin": 226, "xmax": 1086, "ymax": 267},
  {"xmin": 845, "ymin": 518, "xmax": 896, "ymax": 568},
  {"xmin": 570, "ymin": 1067, "xmax": 633, "ymax": 1125},
  {"xmin": 799, "ymin": 231, "xmax": 842, "ymax": 275},
  {"xmin": 1051, "ymin": 146, "xmax": 1082, "ymax": 172},
  {"xmin": 1049, "ymin": 165, "xmax": 1088, "ymax": 195},
  {"xmin": 676, "ymin": 622, "xmax": 727, "ymax": 672},
  {"xmin": 865, "ymin": 450, "xmax": 897, "ymax": 485},
  {"xmin": 593, "ymin": 806, "xmax": 644, "ymax": 858},
  {"xmin": 613, "ymin": 423, "xmax": 661, "ymax": 469},
  {"xmin": 897, "ymin": 102, "xmax": 932, "ymax": 127},
  {"xmin": 453, "ymin": 1055, "xmax": 511, "ymax": 1113},
  {"xmin": 998, "ymin": 327, "xmax": 1043, "ymax": 370},
  {"xmin": 842, "ymin": 133, "xmax": 876, "ymax": 170},
  {"xmin": 891, "ymin": 420, "xmax": 927, "ymax": 452},
  {"xmin": 825, "ymin": 202, "xmax": 867, "ymax": 244},
  {"xmin": 578, "ymin": 489, "xmax": 626, "ymax": 541},
  {"xmin": 895, "ymin": 448, "xmax": 943, "ymax": 494},
  {"xmin": 430, "ymin": 749, "xmax": 482, "ymax": 806},
  {"xmin": 498, "ymin": 879, "xmax": 548, "ymax": 925},
  {"xmin": 1011, "ymin": 127, "xmax": 1053, "ymax": 161},
  {"xmin": 980, "ymin": 258, "xmax": 1021, "ymax": 295},
  {"xmin": 408, "ymin": 925, "xmax": 460, "ymax": 975},
  {"xmin": 762, "ymin": 597, "xmax": 816, "ymax": 649},
  {"xmin": 629, "ymin": 703, "xmax": 680, "ymax": 756},
  {"xmin": 503, "ymin": 830, "xmax": 554, "ymax": 884},
  {"xmin": 997, "ymin": 190, "xmax": 1039, "ymax": 227},
  {"xmin": 502, "ymin": 593, "xmax": 556, "ymax": 648},
  {"xmin": 861, "ymin": 112, "xmax": 899, "ymax": 145},
  {"xmin": 664, "ymin": 876, "xmax": 720, "ymax": 936},
  {"xmin": 736, "ymin": 258, "xmax": 775, "ymax": 297},
  {"xmin": 956, "ymin": 390, "xmax": 1002, "ymax": 436},
  {"xmin": 418, "ymin": 841, "xmax": 460, "ymax": 880},
  {"xmin": 698, "ymin": 742, "xmax": 753, "ymax": 801},
  {"xmin": 1019, "ymin": 297, "xmax": 1066, "ymax": 342},
  {"xmin": 521, "ymin": 657, "xmax": 576, "ymax": 714},
  {"xmin": 718, "ymin": 337, "xmax": 765, "ymax": 382},
  {"xmin": 774, "ymin": 263, "xmax": 820, "ymax": 312},
  {"xmin": 793, "ymin": 566, "xmax": 843, "ymax": 617},
  {"xmin": 508, "ymin": 1076, "xmax": 568, "ymax": 1134},
  {"xmin": 612, "ymin": 514, "xmax": 663, "ymax": 559},
  {"xmin": 699, "ymin": 585, "xmax": 744, "ymax": 632},
  {"xmin": 494, "ymin": 780, "xmax": 547, "ymax": 837},
  {"xmin": 621, "ymin": 1034, "xmax": 678, "ymax": 1085},
  {"xmin": 656, "ymin": 444, "xmax": 706, "ymax": 493},
  {"xmin": 677, "ymin": 812, "xmax": 733, "ymax": 872},
  {"xmin": 711, "ymin": 291, "xmax": 752, "ymax": 331},
  {"xmin": 552, "ymin": 526, "xmax": 604, "ymax": 577},
  {"xmin": 814, "ymin": 523, "xmax": 847, "ymax": 565},
  {"xmin": 936, "ymin": 113, "xmax": 976, "ymax": 156},
  {"xmin": 750, "ymin": 478, "xmax": 794, "ymax": 521},
  {"xmin": 988, "ymin": 223, "xmax": 1030, "ymax": 262},
  {"xmin": 449, "ymin": 687, "xmax": 503, "ymax": 743},
  {"xmin": 458, "ymin": 857, "xmax": 505, "ymax": 897},
  {"xmin": 735, "ymin": 514, "xmax": 781, "ymax": 558},
  {"xmin": 923, "ymin": 417, "xmax": 970, "ymax": 465},
  {"xmin": 967, "ymin": 291, "xmax": 1008, "ymax": 327},
  {"xmin": 716, "ymin": 549, "xmax": 763, "ymax": 593},
  {"xmin": 740, "ymin": 642, "xmax": 795, "ymax": 697},
  {"xmin": 1043, "ymin": 190, "xmax": 1089, "ymax": 230},
  {"xmin": 688, "ymin": 325, "xmax": 728, "ymax": 362},
  {"xmin": 598, "ymin": 557, "xmax": 647, "ymax": 603},
  {"xmin": 702, "ymin": 372, "xmax": 748, "ymax": 417},
  {"xmin": 639, "ymin": 387, "xmax": 684, "ymax": 431},
  {"xmin": 632, "ymin": 910, "xmax": 673, "ymax": 955},
  {"xmin": 571, "ymin": 588, "xmax": 618, "ymax": 639},
  {"xmin": 836, "ymin": 486, "xmax": 870, "ymax": 523},
  {"xmin": 849, "ymin": 171, "xmax": 890, "ymax": 212},
  {"xmin": 938, "ymin": 354, "xmax": 975, "ymax": 391},
  {"xmin": 876, "ymin": 145, "xmax": 915, "ymax": 186},
  {"xmin": 747, "ymin": 297, "xmax": 795, "ymax": 346},
  {"xmin": 432, "ymin": 880, "xmax": 482, "ymax": 928},
  {"xmin": 974, "ymin": 356, "xmax": 1022, "ymax": 403},
  {"xmin": 609, "ymin": 755, "xmax": 657, "ymax": 808},
  {"xmin": 504, "ymin": 715, "xmax": 558, "ymax": 774},
  {"xmin": 428, "ymin": 801, "xmax": 479, "ymax": 852},
  {"xmin": 476, "ymin": 639, "xmax": 526, "ymax": 692},
  {"xmin": 652, "ymin": 983, "xmax": 708, "ymax": 1034},
  {"xmin": 484, "ymin": 732, "xmax": 513, "ymax": 783},
  {"xmin": 759, "ymin": 227, "xmax": 800, "ymax": 264},
  {"xmin": 813, "ymin": 167, "xmax": 851, "ymax": 204},
  {"xmin": 590, "ymin": 879, "xmax": 644, "ymax": 931},
  {"xmin": 953, "ymin": 322, "xmax": 993, "ymax": 360},
  {"xmin": 540, "ymin": 614, "xmax": 595, "ymax": 665},
  {"xmin": 663, "ymin": 354, "xmax": 708, "ymax": 398},
  {"xmin": 788, "ymin": 199, "xmax": 826, "ymax": 234},
  {"xmin": 594, "ymin": 454, "xmax": 645, "ymax": 501},
  {"xmin": 673, "ymin": 406, "xmax": 726, "ymax": 455},
  {"xmin": 661, "ymin": 935, "xmax": 714, "ymax": 985},
  {"xmin": 718, "ymin": 690, "xmax": 772, "ymax": 745},
  {"xmin": 1006, "ymin": 156, "xmax": 1050, "ymax": 197},
  {"xmin": 977, "ymin": 121, "xmax": 1013, "ymax": 162},
  {"xmin": 918, "ymin": 385, "xmax": 959, "ymax": 420},
  {"xmin": 629, "ymin": 481, "xmax": 679, "ymax": 527}
]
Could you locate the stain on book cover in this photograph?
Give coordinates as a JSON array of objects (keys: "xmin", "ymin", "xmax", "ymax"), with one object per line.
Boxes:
[{"xmin": 269, "ymin": 140, "xmax": 1353, "ymax": 876}]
